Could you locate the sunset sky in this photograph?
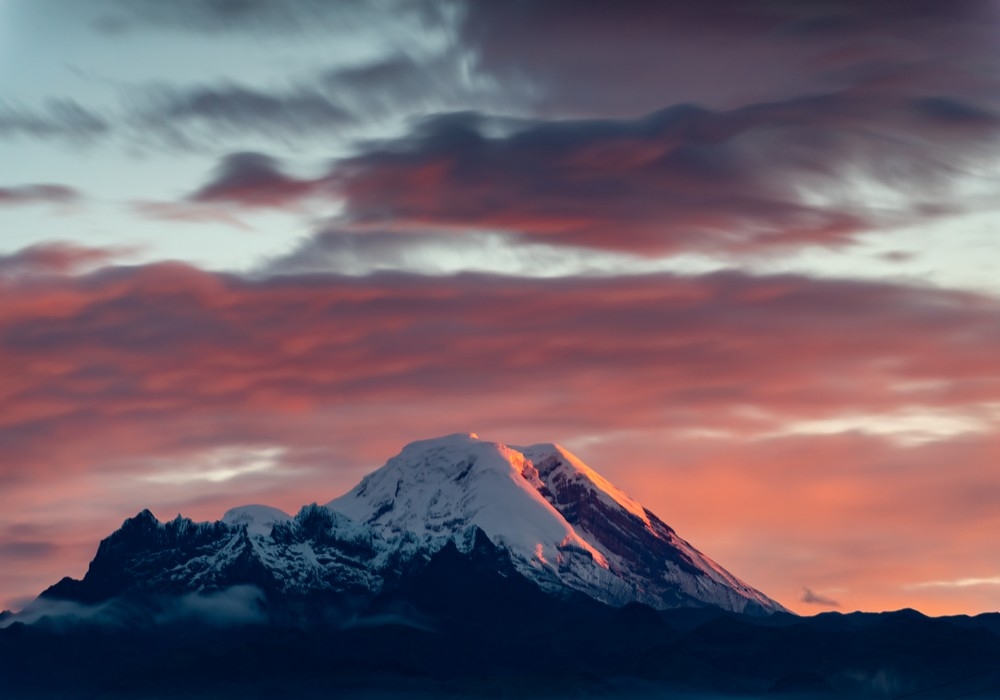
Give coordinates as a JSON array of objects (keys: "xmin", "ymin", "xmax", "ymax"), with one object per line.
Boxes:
[{"xmin": 2, "ymin": 0, "xmax": 1000, "ymax": 617}]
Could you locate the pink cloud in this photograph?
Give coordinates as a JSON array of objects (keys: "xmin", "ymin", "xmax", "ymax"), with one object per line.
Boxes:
[
  {"xmin": 188, "ymin": 152, "xmax": 331, "ymax": 208},
  {"xmin": 0, "ymin": 184, "xmax": 80, "ymax": 207},
  {"xmin": 1, "ymin": 257, "xmax": 999, "ymax": 612},
  {"xmin": 0, "ymin": 242, "xmax": 125, "ymax": 277}
]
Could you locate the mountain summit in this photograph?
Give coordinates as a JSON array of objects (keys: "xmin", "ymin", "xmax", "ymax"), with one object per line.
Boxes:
[
  {"xmin": 328, "ymin": 433, "xmax": 783, "ymax": 614},
  {"xmin": 40, "ymin": 433, "xmax": 786, "ymax": 617}
]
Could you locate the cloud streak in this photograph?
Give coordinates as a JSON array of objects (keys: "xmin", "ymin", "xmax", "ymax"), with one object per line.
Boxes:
[
  {"xmin": 132, "ymin": 84, "xmax": 354, "ymax": 145},
  {"xmin": 910, "ymin": 577, "xmax": 1000, "ymax": 589},
  {"xmin": 0, "ymin": 100, "xmax": 108, "ymax": 142},
  {"xmin": 0, "ymin": 242, "xmax": 123, "ymax": 277},
  {"xmin": 0, "ymin": 185, "xmax": 80, "ymax": 207},
  {"xmin": 801, "ymin": 587, "xmax": 840, "ymax": 607},
  {"xmin": 92, "ymin": 0, "xmax": 438, "ymax": 37}
]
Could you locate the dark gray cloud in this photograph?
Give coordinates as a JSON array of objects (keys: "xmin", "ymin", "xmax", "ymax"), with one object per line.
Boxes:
[
  {"xmin": 325, "ymin": 55, "xmax": 442, "ymax": 94},
  {"xmin": 128, "ymin": 50, "xmax": 517, "ymax": 149},
  {"xmin": 3, "ymin": 84, "xmax": 354, "ymax": 148},
  {"xmin": 126, "ymin": 52, "xmax": 519, "ymax": 149},
  {"xmin": 174, "ymin": 84, "xmax": 999, "ymax": 254},
  {"xmin": 458, "ymin": 0, "xmax": 1000, "ymax": 116},
  {"xmin": 92, "ymin": 0, "xmax": 449, "ymax": 36},
  {"xmin": 321, "ymin": 51, "xmax": 524, "ymax": 119},
  {"xmin": 801, "ymin": 587, "xmax": 840, "ymax": 607},
  {"xmin": 188, "ymin": 152, "xmax": 330, "ymax": 207},
  {"xmin": 132, "ymin": 83, "xmax": 354, "ymax": 143},
  {"xmin": 910, "ymin": 97, "xmax": 1000, "ymax": 126},
  {"xmin": 0, "ymin": 100, "xmax": 109, "ymax": 142},
  {"xmin": 0, "ymin": 541, "xmax": 58, "ymax": 560},
  {"xmin": 323, "ymin": 55, "xmax": 459, "ymax": 115},
  {"xmin": 95, "ymin": 0, "xmax": 367, "ymax": 34},
  {"xmin": 264, "ymin": 229, "xmax": 464, "ymax": 275},
  {"xmin": 324, "ymin": 93, "xmax": 998, "ymax": 254}
]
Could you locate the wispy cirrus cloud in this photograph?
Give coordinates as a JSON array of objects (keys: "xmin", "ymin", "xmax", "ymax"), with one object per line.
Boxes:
[
  {"xmin": 91, "ymin": 0, "xmax": 443, "ymax": 37},
  {"xmin": 129, "ymin": 84, "xmax": 354, "ymax": 145},
  {"xmin": 909, "ymin": 577, "xmax": 1000, "ymax": 589},
  {"xmin": 0, "ymin": 100, "xmax": 109, "ymax": 142}
]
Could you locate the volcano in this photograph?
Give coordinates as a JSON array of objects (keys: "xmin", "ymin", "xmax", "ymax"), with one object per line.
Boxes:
[{"xmin": 39, "ymin": 433, "xmax": 784, "ymax": 617}]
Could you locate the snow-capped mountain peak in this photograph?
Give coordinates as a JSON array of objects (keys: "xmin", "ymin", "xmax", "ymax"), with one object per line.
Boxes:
[
  {"xmin": 39, "ymin": 433, "xmax": 787, "ymax": 617},
  {"xmin": 222, "ymin": 504, "xmax": 292, "ymax": 536},
  {"xmin": 326, "ymin": 433, "xmax": 610, "ymax": 572},
  {"xmin": 326, "ymin": 434, "xmax": 784, "ymax": 614}
]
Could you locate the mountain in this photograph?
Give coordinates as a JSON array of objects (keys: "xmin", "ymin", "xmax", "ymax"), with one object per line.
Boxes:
[
  {"xmin": 37, "ymin": 433, "xmax": 784, "ymax": 618},
  {"xmin": 330, "ymin": 433, "xmax": 783, "ymax": 614},
  {"xmin": 6, "ymin": 434, "xmax": 1000, "ymax": 699}
]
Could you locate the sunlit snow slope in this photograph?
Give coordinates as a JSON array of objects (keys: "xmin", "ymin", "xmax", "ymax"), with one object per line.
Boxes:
[{"xmin": 327, "ymin": 433, "xmax": 784, "ymax": 614}]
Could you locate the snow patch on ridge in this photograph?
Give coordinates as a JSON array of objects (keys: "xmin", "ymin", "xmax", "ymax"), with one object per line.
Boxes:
[{"xmin": 222, "ymin": 504, "xmax": 292, "ymax": 536}]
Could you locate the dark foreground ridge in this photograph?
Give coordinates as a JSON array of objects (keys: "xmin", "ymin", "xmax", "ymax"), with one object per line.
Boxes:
[{"xmin": 3, "ymin": 532, "xmax": 1000, "ymax": 699}]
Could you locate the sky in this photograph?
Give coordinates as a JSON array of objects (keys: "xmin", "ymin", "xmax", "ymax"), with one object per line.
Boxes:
[{"xmin": 1, "ymin": 0, "xmax": 999, "ymax": 617}]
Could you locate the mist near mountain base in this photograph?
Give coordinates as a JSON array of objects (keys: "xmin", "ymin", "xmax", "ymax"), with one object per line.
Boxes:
[{"xmin": 0, "ymin": 584, "xmax": 266, "ymax": 630}]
